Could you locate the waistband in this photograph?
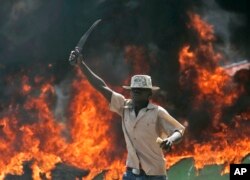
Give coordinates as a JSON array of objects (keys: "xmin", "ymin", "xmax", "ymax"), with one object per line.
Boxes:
[{"xmin": 126, "ymin": 167, "xmax": 146, "ymax": 175}]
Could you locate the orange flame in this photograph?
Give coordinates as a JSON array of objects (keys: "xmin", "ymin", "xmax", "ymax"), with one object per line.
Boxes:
[
  {"xmin": 63, "ymin": 72, "xmax": 126, "ymax": 179},
  {"xmin": 176, "ymin": 12, "xmax": 250, "ymax": 174},
  {"xmin": 0, "ymin": 69, "xmax": 127, "ymax": 179},
  {"xmin": 0, "ymin": 12, "xmax": 249, "ymax": 180}
]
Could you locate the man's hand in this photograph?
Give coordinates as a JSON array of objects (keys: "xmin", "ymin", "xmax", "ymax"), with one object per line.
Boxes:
[
  {"xmin": 157, "ymin": 131, "xmax": 182, "ymax": 152},
  {"xmin": 160, "ymin": 138, "xmax": 173, "ymax": 152},
  {"xmin": 69, "ymin": 48, "xmax": 82, "ymax": 66}
]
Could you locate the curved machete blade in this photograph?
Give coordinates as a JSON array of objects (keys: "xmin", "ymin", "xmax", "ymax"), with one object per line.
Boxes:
[{"xmin": 76, "ymin": 19, "xmax": 102, "ymax": 51}]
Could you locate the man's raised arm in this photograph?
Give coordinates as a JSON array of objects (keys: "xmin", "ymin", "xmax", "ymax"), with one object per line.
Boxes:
[{"xmin": 69, "ymin": 49, "xmax": 113, "ymax": 102}]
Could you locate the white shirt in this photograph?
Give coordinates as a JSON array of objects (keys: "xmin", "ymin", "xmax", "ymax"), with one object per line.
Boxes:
[{"xmin": 109, "ymin": 91, "xmax": 185, "ymax": 175}]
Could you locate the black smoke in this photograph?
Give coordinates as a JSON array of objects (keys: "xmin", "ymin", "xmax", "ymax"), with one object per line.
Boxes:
[{"xmin": 215, "ymin": 0, "xmax": 249, "ymax": 59}]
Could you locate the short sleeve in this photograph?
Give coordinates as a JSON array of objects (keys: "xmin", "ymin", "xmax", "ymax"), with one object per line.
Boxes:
[
  {"xmin": 158, "ymin": 106, "xmax": 185, "ymax": 136},
  {"xmin": 109, "ymin": 91, "xmax": 126, "ymax": 116}
]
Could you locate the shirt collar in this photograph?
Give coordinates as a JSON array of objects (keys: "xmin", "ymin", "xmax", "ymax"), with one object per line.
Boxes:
[{"xmin": 124, "ymin": 99, "xmax": 156, "ymax": 110}]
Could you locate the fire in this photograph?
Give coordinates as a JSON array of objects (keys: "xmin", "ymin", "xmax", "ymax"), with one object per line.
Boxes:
[
  {"xmin": 175, "ymin": 12, "xmax": 250, "ymax": 174},
  {"xmin": 124, "ymin": 45, "xmax": 151, "ymax": 74},
  {"xmin": 62, "ymin": 70, "xmax": 126, "ymax": 179},
  {"xmin": 0, "ymin": 11, "xmax": 249, "ymax": 180},
  {"xmin": 0, "ymin": 80, "xmax": 66, "ymax": 179},
  {"xmin": 21, "ymin": 76, "xmax": 32, "ymax": 94},
  {"xmin": 0, "ymin": 71, "xmax": 126, "ymax": 179}
]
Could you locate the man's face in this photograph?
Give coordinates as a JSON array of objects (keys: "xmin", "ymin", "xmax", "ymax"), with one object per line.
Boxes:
[{"xmin": 130, "ymin": 88, "xmax": 152, "ymax": 102}]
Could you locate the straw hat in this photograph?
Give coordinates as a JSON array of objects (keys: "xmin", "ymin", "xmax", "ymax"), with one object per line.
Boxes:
[{"xmin": 122, "ymin": 75, "xmax": 160, "ymax": 90}]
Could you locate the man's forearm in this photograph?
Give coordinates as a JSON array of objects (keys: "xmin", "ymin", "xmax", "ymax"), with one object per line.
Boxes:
[
  {"xmin": 168, "ymin": 131, "xmax": 182, "ymax": 144},
  {"xmin": 69, "ymin": 49, "xmax": 112, "ymax": 101},
  {"xmin": 79, "ymin": 60, "xmax": 107, "ymax": 90},
  {"xmin": 77, "ymin": 59, "xmax": 112, "ymax": 101}
]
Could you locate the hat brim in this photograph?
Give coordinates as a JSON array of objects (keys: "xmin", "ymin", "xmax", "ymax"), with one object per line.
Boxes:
[{"xmin": 122, "ymin": 86, "xmax": 160, "ymax": 90}]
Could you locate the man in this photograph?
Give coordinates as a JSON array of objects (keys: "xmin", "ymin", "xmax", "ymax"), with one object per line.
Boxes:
[{"xmin": 69, "ymin": 49, "xmax": 185, "ymax": 180}]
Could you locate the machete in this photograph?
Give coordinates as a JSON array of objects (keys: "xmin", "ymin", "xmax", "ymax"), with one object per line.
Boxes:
[{"xmin": 69, "ymin": 19, "xmax": 101, "ymax": 64}]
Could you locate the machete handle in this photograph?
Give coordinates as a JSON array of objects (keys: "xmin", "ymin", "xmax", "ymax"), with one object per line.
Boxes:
[{"xmin": 69, "ymin": 48, "xmax": 80, "ymax": 65}]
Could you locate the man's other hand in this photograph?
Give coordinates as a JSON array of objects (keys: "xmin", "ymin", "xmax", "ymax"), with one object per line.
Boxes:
[{"xmin": 160, "ymin": 138, "xmax": 173, "ymax": 152}]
